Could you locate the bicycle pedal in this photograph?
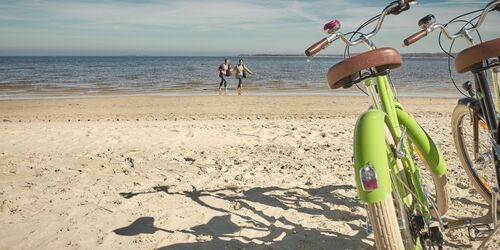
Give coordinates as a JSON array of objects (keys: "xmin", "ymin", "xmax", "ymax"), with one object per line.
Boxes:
[
  {"xmin": 444, "ymin": 219, "xmax": 472, "ymax": 229},
  {"xmin": 468, "ymin": 223, "xmax": 492, "ymax": 241}
]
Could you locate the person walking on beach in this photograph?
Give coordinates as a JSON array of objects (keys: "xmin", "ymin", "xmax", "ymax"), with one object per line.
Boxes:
[
  {"xmin": 218, "ymin": 58, "xmax": 232, "ymax": 95},
  {"xmin": 233, "ymin": 59, "xmax": 252, "ymax": 95}
]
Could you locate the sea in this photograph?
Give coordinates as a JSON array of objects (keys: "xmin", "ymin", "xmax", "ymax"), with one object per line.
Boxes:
[{"xmin": 0, "ymin": 56, "xmax": 472, "ymax": 100}]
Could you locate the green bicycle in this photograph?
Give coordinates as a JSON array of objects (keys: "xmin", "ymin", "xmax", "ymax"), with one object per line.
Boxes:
[{"xmin": 305, "ymin": 1, "xmax": 449, "ymax": 249}]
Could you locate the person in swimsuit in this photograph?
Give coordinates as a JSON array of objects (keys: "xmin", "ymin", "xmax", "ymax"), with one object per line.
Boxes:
[
  {"xmin": 233, "ymin": 59, "xmax": 252, "ymax": 95},
  {"xmin": 218, "ymin": 58, "xmax": 231, "ymax": 95}
]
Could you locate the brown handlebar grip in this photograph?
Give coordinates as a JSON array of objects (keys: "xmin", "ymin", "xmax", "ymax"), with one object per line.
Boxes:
[
  {"xmin": 305, "ymin": 38, "xmax": 329, "ymax": 57},
  {"xmin": 403, "ymin": 30, "xmax": 428, "ymax": 46}
]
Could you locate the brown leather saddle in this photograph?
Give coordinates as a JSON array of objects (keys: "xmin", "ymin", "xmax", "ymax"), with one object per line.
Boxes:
[
  {"xmin": 327, "ymin": 47, "xmax": 403, "ymax": 89},
  {"xmin": 455, "ymin": 38, "xmax": 500, "ymax": 74}
]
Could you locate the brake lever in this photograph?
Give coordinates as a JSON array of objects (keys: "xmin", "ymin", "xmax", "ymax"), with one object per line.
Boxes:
[{"xmin": 389, "ymin": 3, "xmax": 411, "ymax": 15}]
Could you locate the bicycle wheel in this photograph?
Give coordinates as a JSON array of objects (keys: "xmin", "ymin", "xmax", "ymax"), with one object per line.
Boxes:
[
  {"xmin": 411, "ymin": 142, "xmax": 450, "ymax": 217},
  {"xmin": 369, "ymin": 126, "xmax": 447, "ymax": 249},
  {"xmin": 452, "ymin": 103, "xmax": 499, "ymax": 209},
  {"xmin": 396, "ymin": 108, "xmax": 449, "ymax": 217},
  {"xmin": 365, "ymin": 126, "xmax": 415, "ymax": 249}
]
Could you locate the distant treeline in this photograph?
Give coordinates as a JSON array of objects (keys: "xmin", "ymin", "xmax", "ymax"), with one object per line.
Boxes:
[
  {"xmin": 400, "ymin": 53, "xmax": 453, "ymax": 58},
  {"xmin": 239, "ymin": 53, "xmax": 452, "ymax": 58}
]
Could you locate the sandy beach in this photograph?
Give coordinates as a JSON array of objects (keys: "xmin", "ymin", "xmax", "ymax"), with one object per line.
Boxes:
[{"xmin": 0, "ymin": 95, "xmax": 496, "ymax": 249}]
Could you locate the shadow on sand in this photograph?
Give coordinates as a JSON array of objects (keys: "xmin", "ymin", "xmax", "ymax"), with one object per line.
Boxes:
[{"xmin": 116, "ymin": 184, "xmax": 373, "ymax": 249}]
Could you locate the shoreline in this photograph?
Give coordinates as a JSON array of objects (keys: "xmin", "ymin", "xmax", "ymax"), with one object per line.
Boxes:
[{"xmin": 0, "ymin": 91, "xmax": 462, "ymax": 101}]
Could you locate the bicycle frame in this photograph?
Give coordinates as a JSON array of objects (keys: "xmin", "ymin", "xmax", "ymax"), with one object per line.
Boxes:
[{"xmin": 354, "ymin": 70, "xmax": 447, "ymax": 220}]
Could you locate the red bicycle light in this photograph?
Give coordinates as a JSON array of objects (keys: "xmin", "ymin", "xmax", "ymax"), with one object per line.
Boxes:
[
  {"xmin": 360, "ymin": 162, "xmax": 378, "ymax": 191},
  {"xmin": 324, "ymin": 19, "xmax": 341, "ymax": 34}
]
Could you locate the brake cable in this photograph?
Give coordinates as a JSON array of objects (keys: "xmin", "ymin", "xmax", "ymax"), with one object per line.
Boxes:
[
  {"xmin": 445, "ymin": 18, "xmax": 482, "ymax": 98},
  {"xmin": 345, "ymin": 14, "xmax": 405, "ymax": 98},
  {"xmin": 437, "ymin": 9, "xmax": 484, "ymax": 97},
  {"xmin": 343, "ymin": 14, "xmax": 381, "ymax": 96},
  {"xmin": 344, "ymin": 14, "xmax": 381, "ymax": 59},
  {"xmin": 438, "ymin": 9, "xmax": 483, "ymax": 57}
]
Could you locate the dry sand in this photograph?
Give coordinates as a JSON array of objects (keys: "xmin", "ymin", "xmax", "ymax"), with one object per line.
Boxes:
[{"xmin": 0, "ymin": 95, "xmax": 497, "ymax": 249}]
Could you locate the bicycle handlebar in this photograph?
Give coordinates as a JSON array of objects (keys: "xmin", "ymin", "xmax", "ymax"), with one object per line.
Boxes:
[
  {"xmin": 403, "ymin": 30, "xmax": 428, "ymax": 46},
  {"xmin": 404, "ymin": 0, "xmax": 499, "ymax": 46},
  {"xmin": 305, "ymin": 38, "xmax": 329, "ymax": 57},
  {"xmin": 304, "ymin": 0, "xmax": 417, "ymax": 57}
]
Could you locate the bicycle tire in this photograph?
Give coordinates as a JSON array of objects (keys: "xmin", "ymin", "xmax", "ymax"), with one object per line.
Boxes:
[
  {"xmin": 363, "ymin": 125, "xmax": 414, "ymax": 249},
  {"xmin": 367, "ymin": 196, "xmax": 405, "ymax": 250},
  {"xmin": 451, "ymin": 103, "xmax": 500, "ymax": 210}
]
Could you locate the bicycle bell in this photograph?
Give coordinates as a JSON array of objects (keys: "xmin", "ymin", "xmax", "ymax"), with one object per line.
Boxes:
[
  {"xmin": 418, "ymin": 14, "xmax": 436, "ymax": 29},
  {"xmin": 324, "ymin": 20, "xmax": 341, "ymax": 34}
]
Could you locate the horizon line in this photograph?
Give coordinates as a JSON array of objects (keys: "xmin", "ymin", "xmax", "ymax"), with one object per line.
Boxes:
[{"xmin": 0, "ymin": 52, "xmax": 451, "ymax": 57}]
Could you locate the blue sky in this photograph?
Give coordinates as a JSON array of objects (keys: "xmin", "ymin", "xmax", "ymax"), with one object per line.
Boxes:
[{"xmin": 0, "ymin": 0, "xmax": 498, "ymax": 56}]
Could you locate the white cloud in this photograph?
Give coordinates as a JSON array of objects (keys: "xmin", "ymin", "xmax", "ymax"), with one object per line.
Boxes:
[{"xmin": 290, "ymin": 0, "xmax": 324, "ymax": 24}]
